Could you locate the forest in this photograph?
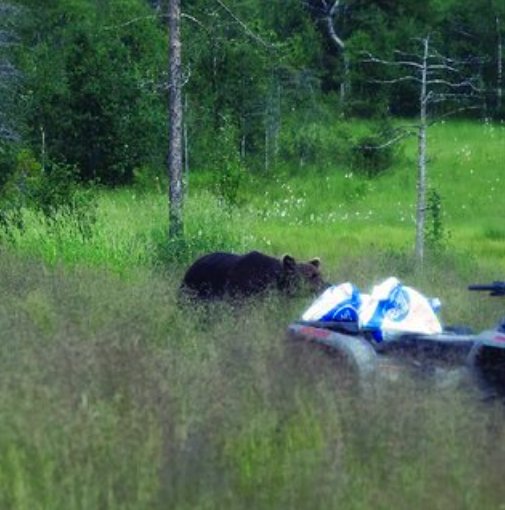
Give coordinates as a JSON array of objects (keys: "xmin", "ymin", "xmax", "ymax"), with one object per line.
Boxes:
[
  {"xmin": 1, "ymin": 1, "xmax": 505, "ymax": 509},
  {"xmin": 1, "ymin": 0, "xmax": 504, "ymax": 185}
]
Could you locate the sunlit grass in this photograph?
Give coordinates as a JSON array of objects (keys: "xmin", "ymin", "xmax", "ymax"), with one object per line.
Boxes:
[{"xmin": 2, "ymin": 119, "xmax": 503, "ymax": 275}]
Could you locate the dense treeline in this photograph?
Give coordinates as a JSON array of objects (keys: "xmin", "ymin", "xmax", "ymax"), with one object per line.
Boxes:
[{"xmin": 0, "ymin": 0, "xmax": 504, "ymax": 188}]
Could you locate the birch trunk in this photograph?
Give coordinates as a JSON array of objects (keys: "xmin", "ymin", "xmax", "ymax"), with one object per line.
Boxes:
[
  {"xmin": 264, "ymin": 69, "xmax": 281, "ymax": 171},
  {"xmin": 324, "ymin": 1, "xmax": 349, "ymax": 105},
  {"xmin": 415, "ymin": 36, "xmax": 429, "ymax": 266},
  {"xmin": 168, "ymin": 0, "xmax": 183, "ymax": 239}
]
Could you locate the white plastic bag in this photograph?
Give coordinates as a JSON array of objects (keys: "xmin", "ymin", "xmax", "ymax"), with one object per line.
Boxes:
[
  {"xmin": 302, "ymin": 282, "xmax": 361, "ymax": 323},
  {"xmin": 300, "ymin": 277, "xmax": 442, "ymax": 343},
  {"xmin": 359, "ymin": 277, "xmax": 442, "ymax": 342}
]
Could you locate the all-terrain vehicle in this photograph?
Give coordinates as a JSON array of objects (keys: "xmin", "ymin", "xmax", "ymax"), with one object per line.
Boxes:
[{"xmin": 287, "ymin": 281, "xmax": 505, "ymax": 398}]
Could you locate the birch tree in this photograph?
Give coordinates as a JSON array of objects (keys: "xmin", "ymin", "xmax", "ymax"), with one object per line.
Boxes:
[
  {"xmin": 363, "ymin": 36, "xmax": 481, "ymax": 266},
  {"xmin": 313, "ymin": 0, "xmax": 349, "ymax": 104},
  {"xmin": 168, "ymin": 0, "xmax": 183, "ymax": 239}
]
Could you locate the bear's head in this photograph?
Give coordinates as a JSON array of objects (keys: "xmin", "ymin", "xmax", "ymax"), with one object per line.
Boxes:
[{"xmin": 279, "ymin": 254, "xmax": 326, "ymax": 296}]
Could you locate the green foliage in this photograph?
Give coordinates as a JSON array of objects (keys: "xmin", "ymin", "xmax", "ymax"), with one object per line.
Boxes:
[
  {"xmin": 132, "ymin": 165, "xmax": 165, "ymax": 195},
  {"xmin": 153, "ymin": 190, "xmax": 250, "ymax": 265},
  {"xmin": 183, "ymin": 0, "xmax": 326, "ymax": 171},
  {"xmin": 209, "ymin": 118, "xmax": 247, "ymax": 207},
  {"xmin": 0, "ymin": 149, "xmax": 96, "ymax": 239},
  {"xmin": 2, "ymin": 0, "xmax": 501, "ymax": 194},
  {"xmin": 278, "ymin": 114, "xmax": 352, "ymax": 171},
  {"xmin": 350, "ymin": 128, "xmax": 399, "ymax": 178},
  {"xmin": 16, "ymin": 0, "xmax": 167, "ymax": 185},
  {"xmin": 0, "ymin": 2, "xmax": 21, "ymax": 143},
  {"xmin": 425, "ymin": 187, "xmax": 451, "ymax": 254}
]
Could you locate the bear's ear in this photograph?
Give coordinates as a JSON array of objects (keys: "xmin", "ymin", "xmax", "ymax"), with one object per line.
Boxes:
[
  {"xmin": 282, "ymin": 254, "xmax": 297, "ymax": 271},
  {"xmin": 309, "ymin": 257, "xmax": 320, "ymax": 268}
]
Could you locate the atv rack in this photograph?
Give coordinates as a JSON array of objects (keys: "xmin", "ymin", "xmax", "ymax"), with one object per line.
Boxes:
[{"xmin": 288, "ymin": 281, "xmax": 505, "ymax": 399}]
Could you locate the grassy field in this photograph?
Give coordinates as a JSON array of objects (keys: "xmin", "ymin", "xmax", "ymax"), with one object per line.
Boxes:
[
  {"xmin": 1, "ymin": 119, "xmax": 505, "ymax": 509},
  {"xmin": 5, "ymin": 119, "xmax": 504, "ymax": 274}
]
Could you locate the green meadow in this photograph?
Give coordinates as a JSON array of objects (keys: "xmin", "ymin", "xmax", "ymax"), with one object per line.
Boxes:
[
  {"xmin": 1, "ymin": 119, "xmax": 505, "ymax": 509},
  {"xmin": 6, "ymin": 120, "xmax": 504, "ymax": 274}
]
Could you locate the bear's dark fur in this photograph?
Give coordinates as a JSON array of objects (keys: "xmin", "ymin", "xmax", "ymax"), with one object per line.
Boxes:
[{"xmin": 180, "ymin": 250, "xmax": 325, "ymax": 300}]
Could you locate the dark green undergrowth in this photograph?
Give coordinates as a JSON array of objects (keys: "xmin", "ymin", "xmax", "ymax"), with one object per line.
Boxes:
[{"xmin": 2, "ymin": 249, "xmax": 505, "ymax": 509}]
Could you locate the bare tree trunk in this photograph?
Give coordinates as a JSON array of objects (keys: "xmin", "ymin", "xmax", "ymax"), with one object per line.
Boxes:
[
  {"xmin": 183, "ymin": 93, "xmax": 189, "ymax": 193},
  {"xmin": 498, "ymin": 16, "xmax": 503, "ymax": 111},
  {"xmin": 323, "ymin": 0, "xmax": 349, "ymax": 105},
  {"xmin": 415, "ymin": 36, "xmax": 429, "ymax": 267},
  {"xmin": 40, "ymin": 126, "xmax": 46, "ymax": 172},
  {"xmin": 264, "ymin": 69, "xmax": 281, "ymax": 171},
  {"xmin": 168, "ymin": 0, "xmax": 183, "ymax": 239},
  {"xmin": 240, "ymin": 133, "xmax": 246, "ymax": 160},
  {"xmin": 340, "ymin": 53, "xmax": 350, "ymax": 105}
]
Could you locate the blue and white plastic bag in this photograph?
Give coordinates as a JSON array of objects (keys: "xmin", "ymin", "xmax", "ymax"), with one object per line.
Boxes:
[
  {"xmin": 302, "ymin": 282, "xmax": 362, "ymax": 323},
  {"xmin": 302, "ymin": 277, "xmax": 442, "ymax": 342}
]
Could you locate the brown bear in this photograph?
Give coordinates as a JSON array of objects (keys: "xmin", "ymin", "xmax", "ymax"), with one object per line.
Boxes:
[{"xmin": 179, "ymin": 250, "xmax": 325, "ymax": 301}]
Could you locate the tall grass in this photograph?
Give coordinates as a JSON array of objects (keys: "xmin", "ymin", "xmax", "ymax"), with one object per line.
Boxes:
[
  {"xmin": 1, "ymin": 250, "xmax": 505, "ymax": 509},
  {"xmin": 3, "ymin": 120, "xmax": 503, "ymax": 274},
  {"xmin": 1, "ymin": 119, "xmax": 504, "ymax": 508}
]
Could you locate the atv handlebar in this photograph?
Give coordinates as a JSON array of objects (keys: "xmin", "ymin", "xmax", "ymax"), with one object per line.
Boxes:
[{"xmin": 468, "ymin": 281, "xmax": 505, "ymax": 296}]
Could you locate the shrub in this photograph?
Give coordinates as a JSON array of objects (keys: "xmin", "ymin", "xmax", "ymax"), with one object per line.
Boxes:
[
  {"xmin": 278, "ymin": 120, "xmax": 351, "ymax": 171},
  {"xmin": 208, "ymin": 119, "xmax": 247, "ymax": 208},
  {"xmin": 425, "ymin": 187, "xmax": 450, "ymax": 253},
  {"xmin": 350, "ymin": 130, "xmax": 398, "ymax": 178},
  {"xmin": 0, "ymin": 149, "xmax": 96, "ymax": 239},
  {"xmin": 152, "ymin": 191, "xmax": 249, "ymax": 266}
]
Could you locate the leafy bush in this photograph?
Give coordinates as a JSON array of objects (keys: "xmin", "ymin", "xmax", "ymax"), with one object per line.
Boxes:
[
  {"xmin": 350, "ymin": 130, "xmax": 398, "ymax": 178},
  {"xmin": 425, "ymin": 187, "xmax": 450, "ymax": 253},
  {"xmin": 153, "ymin": 191, "xmax": 250, "ymax": 266},
  {"xmin": 278, "ymin": 120, "xmax": 351, "ymax": 170},
  {"xmin": 0, "ymin": 149, "xmax": 96, "ymax": 239},
  {"xmin": 133, "ymin": 165, "xmax": 165, "ymax": 195},
  {"xmin": 345, "ymin": 98, "xmax": 389, "ymax": 118},
  {"xmin": 208, "ymin": 119, "xmax": 247, "ymax": 207},
  {"xmin": 19, "ymin": 0, "xmax": 167, "ymax": 185}
]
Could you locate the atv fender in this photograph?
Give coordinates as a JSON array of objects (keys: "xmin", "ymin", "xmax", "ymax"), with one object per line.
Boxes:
[{"xmin": 287, "ymin": 322, "xmax": 378, "ymax": 393}]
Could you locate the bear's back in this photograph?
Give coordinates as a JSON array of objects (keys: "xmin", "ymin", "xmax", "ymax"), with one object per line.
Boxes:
[
  {"xmin": 227, "ymin": 251, "xmax": 283, "ymax": 296},
  {"xmin": 181, "ymin": 251, "xmax": 241, "ymax": 298}
]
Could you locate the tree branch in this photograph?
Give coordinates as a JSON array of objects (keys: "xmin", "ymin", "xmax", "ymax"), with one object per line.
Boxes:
[
  {"xmin": 317, "ymin": 0, "xmax": 345, "ymax": 50},
  {"xmin": 426, "ymin": 78, "xmax": 482, "ymax": 91},
  {"xmin": 104, "ymin": 12, "xmax": 207, "ymax": 32},
  {"xmin": 426, "ymin": 64, "xmax": 460, "ymax": 72},
  {"xmin": 428, "ymin": 92, "xmax": 479, "ymax": 104},
  {"xmin": 427, "ymin": 105, "xmax": 481, "ymax": 126},
  {"xmin": 214, "ymin": 0, "xmax": 277, "ymax": 49},
  {"xmin": 360, "ymin": 128, "xmax": 416, "ymax": 150},
  {"xmin": 370, "ymin": 76, "xmax": 422, "ymax": 84},
  {"xmin": 361, "ymin": 52, "xmax": 422, "ymax": 68}
]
